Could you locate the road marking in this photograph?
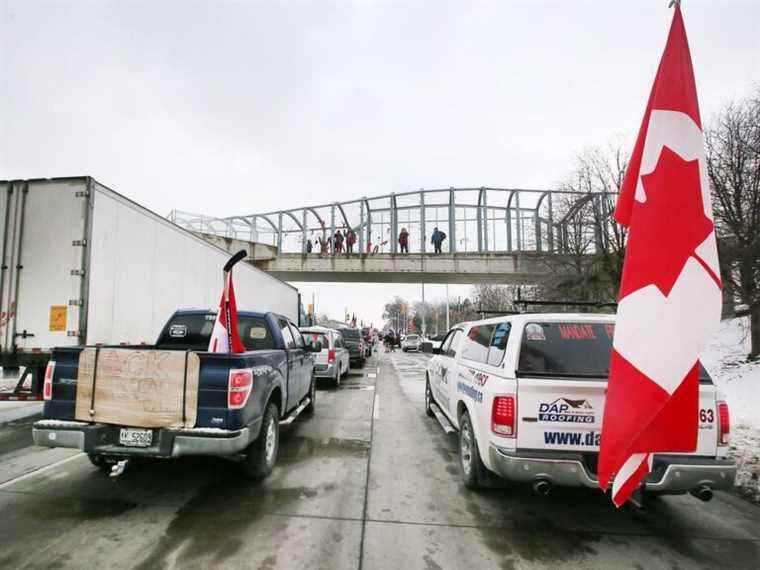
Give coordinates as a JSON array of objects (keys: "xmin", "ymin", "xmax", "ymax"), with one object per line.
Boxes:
[
  {"xmin": 0, "ymin": 452, "xmax": 83, "ymax": 490},
  {"xmin": 367, "ymin": 373, "xmax": 377, "ymax": 378},
  {"xmin": 373, "ymin": 395, "xmax": 380, "ymax": 420}
]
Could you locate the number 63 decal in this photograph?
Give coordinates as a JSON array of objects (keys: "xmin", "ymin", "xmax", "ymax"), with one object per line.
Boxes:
[{"xmin": 699, "ymin": 408, "xmax": 714, "ymax": 423}]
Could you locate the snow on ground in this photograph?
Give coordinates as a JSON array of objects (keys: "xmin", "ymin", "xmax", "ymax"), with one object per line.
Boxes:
[{"xmin": 701, "ymin": 316, "xmax": 760, "ymax": 503}]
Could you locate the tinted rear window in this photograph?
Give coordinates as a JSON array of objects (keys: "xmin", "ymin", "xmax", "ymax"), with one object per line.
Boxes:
[
  {"xmin": 303, "ymin": 333, "xmax": 329, "ymax": 349},
  {"xmin": 517, "ymin": 322, "xmax": 712, "ymax": 382},
  {"xmin": 157, "ymin": 313, "xmax": 275, "ymax": 351},
  {"xmin": 341, "ymin": 329, "xmax": 361, "ymax": 339},
  {"xmin": 518, "ymin": 322, "xmax": 613, "ymax": 377}
]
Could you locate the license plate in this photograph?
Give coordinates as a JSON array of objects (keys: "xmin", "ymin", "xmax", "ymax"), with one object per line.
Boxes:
[{"xmin": 119, "ymin": 428, "xmax": 153, "ymax": 447}]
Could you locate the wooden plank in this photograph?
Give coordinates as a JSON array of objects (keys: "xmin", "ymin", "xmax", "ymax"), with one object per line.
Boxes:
[{"xmin": 75, "ymin": 348, "xmax": 200, "ymax": 428}]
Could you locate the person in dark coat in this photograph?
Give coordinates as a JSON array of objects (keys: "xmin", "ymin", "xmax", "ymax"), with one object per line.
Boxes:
[{"xmin": 431, "ymin": 227, "xmax": 447, "ymax": 254}]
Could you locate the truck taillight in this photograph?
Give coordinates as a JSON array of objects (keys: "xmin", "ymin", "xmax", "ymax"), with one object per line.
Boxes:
[
  {"xmin": 717, "ymin": 401, "xmax": 730, "ymax": 446},
  {"xmin": 43, "ymin": 362, "xmax": 55, "ymax": 401},
  {"xmin": 492, "ymin": 395, "xmax": 516, "ymax": 438},
  {"xmin": 328, "ymin": 349, "xmax": 336, "ymax": 363},
  {"xmin": 228, "ymin": 369, "xmax": 253, "ymax": 409}
]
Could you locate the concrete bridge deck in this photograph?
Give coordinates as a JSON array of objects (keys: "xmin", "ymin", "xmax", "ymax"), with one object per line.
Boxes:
[
  {"xmin": 251, "ymin": 252, "xmax": 550, "ymax": 283},
  {"xmin": 197, "ymin": 231, "xmax": 552, "ymax": 283}
]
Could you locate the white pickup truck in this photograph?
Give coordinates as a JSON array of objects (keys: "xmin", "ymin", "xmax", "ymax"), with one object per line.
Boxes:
[{"xmin": 425, "ymin": 314, "xmax": 736, "ymax": 502}]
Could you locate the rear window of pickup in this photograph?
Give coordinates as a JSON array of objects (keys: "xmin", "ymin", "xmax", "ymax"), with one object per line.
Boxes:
[
  {"xmin": 157, "ymin": 312, "xmax": 276, "ymax": 351},
  {"xmin": 516, "ymin": 321, "xmax": 712, "ymax": 382}
]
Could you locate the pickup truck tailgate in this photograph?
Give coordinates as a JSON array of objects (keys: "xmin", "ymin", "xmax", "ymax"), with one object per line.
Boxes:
[
  {"xmin": 517, "ymin": 379, "xmax": 719, "ymax": 458},
  {"xmin": 513, "ymin": 320, "xmax": 720, "ymax": 467}
]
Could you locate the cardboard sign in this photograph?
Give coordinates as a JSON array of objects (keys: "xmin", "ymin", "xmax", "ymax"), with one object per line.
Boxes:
[
  {"xmin": 75, "ymin": 348, "xmax": 200, "ymax": 428},
  {"xmin": 49, "ymin": 305, "xmax": 67, "ymax": 332}
]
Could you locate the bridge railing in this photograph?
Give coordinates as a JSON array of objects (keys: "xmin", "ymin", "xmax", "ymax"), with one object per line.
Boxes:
[{"xmin": 168, "ymin": 188, "xmax": 617, "ymax": 256}]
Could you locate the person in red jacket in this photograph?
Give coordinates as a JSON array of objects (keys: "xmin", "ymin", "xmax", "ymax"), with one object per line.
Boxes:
[{"xmin": 398, "ymin": 227, "xmax": 410, "ymax": 254}]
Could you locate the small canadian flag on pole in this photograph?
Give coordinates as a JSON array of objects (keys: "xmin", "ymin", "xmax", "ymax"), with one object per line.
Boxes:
[
  {"xmin": 208, "ymin": 250, "xmax": 247, "ymax": 354},
  {"xmin": 598, "ymin": 3, "xmax": 722, "ymax": 507}
]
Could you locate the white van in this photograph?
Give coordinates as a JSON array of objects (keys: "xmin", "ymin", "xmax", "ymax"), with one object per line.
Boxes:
[
  {"xmin": 301, "ymin": 326, "xmax": 350, "ymax": 387},
  {"xmin": 425, "ymin": 314, "xmax": 736, "ymax": 502}
]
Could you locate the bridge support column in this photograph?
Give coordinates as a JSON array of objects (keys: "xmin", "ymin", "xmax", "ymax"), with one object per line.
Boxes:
[
  {"xmin": 420, "ymin": 190, "xmax": 426, "ymax": 254},
  {"xmin": 330, "ymin": 204, "xmax": 336, "ymax": 257},
  {"xmin": 449, "ymin": 188, "xmax": 456, "ymax": 253},
  {"xmin": 482, "ymin": 188, "xmax": 489, "ymax": 252},
  {"xmin": 302, "ymin": 210, "xmax": 308, "ymax": 253},
  {"xmin": 547, "ymin": 192, "xmax": 554, "ymax": 253},
  {"xmin": 506, "ymin": 191, "xmax": 513, "ymax": 252},
  {"xmin": 277, "ymin": 212, "xmax": 283, "ymax": 252},
  {"xmin": 391, "ymin": 194, "xmax": 398, "ymax": 255},
  {"xmin": 359, "ymin": 199, "xmax": 365, "ymax": 255},
  {"xmin": 477, "ymin": 188, "xmax": 483, "ymax": 253},
  {"xmin": 515, "ymin": 192, "xmax": 522, "ymax": 251}
]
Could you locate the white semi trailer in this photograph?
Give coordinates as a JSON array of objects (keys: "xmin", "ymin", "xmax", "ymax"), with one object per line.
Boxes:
[{"xmin": 0, "ymin": 177, "xmax": 300, "ymax": 398}]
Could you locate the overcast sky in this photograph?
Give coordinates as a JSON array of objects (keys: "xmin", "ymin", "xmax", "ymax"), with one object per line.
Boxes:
[{"xmin": 2, "ymin": 0, "xmax": 758, "ymax": 328}]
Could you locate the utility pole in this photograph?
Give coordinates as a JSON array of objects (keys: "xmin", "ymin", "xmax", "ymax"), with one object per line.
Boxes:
[
  {"xmin": 446, "ymin": 283, "xmax": 450, "ymax": 331},
  {"xmin": 421, "ymin": 283, "xmax": 426, "ymax": 338}
]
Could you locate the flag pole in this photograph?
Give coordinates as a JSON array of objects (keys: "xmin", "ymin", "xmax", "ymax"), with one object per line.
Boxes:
[{"xmin": 222, "ymin": 250, "xmax": 247, "ymax": 353}]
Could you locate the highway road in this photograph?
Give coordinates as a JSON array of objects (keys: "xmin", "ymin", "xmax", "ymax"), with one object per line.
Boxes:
[{"xmin": 0, "ymin": 350, "xmax": 758, "ymax": 569}]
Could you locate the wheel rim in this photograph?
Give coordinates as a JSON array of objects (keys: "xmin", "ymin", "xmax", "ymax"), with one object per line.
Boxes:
[
  {"xmin": 265, "ymin": 416, "xmax": 277, "ymax": 466},
  {"xmin": 460, "ymin": 421, "xmax": 473, "ymax": 477}
]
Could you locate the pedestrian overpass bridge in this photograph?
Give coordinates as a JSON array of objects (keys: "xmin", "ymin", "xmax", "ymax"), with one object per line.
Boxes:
[{"xmin": 169, "ymin": 187, "xmax": 615, "ymax": 284}]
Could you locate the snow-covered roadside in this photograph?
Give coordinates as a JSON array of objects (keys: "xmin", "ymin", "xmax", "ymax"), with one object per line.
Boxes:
[{"xmin": 701, "ymin": 316, "xmax": 760, "ymax": 503}]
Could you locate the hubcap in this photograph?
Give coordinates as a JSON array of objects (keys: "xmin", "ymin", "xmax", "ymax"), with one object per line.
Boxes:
[
  {"xmin": 265, "ymin": 417, "xmax": 276, "ymax": 465},
  {"xmin": 460, "ymin": 422, "xmax": 473, "ymax": 476}
]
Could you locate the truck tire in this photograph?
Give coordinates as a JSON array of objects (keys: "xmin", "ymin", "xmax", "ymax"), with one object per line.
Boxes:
[
  {"xmin": 304, "ymin": 376, "xmax": 316, "ymax": 414},
  {"xmin": 425, "ymin": 378, "xmax": 435, "ymax": 418},
  {"xmin": 242, "ymin": 402, "xmax": 279, "ymax": 479},
  {"xmin": 459, "ymin": 411, "xmax": 486, "ymax": 490}
]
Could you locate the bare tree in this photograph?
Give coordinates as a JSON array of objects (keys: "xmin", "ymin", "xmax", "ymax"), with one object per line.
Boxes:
[
  {"xmin": 540, "ymin": 141, "xmax": 629, "ymax": 303},
  {"xmin": 706, "ymin": 88, "xmax": 760, "ymax": 359}
]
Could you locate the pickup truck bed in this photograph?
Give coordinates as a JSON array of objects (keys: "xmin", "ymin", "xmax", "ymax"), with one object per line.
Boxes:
[{"xmin": 33, "ymin": 310, "xmax": 316, "ymax": 478}]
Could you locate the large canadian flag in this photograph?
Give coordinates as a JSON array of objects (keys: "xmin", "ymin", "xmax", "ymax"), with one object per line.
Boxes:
[
  {"xmin": 208, "ymin": 270, "xmax": 245, "ymax": 354},
  {"xmin": 598, "ymin": 5, "xmax": 722, "ymax": 507}
]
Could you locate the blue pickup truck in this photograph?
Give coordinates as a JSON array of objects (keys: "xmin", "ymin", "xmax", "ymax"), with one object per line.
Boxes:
[{"xmin": 32, "ymin": 310, "xmax": 316, "ymax": 479}]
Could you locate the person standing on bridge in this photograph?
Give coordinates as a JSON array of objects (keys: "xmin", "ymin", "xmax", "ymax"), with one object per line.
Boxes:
[
  {"xmin": 398, "ymin": 227, "xmax": 410, "ymax": 254},
  {"xmin": 346, "ymin": 228, "xmax": 356, "ymax": 255},
  {"xmin": 306, "ymin": 236, "xmax": 313, "ymax": 254},
  {"xmin": 431, "ymin": 227, "xmax": 447, "ymax": 254},
  {"xmin": 334, "ymin": 230, "xmax": 344, "ymax": 254}
]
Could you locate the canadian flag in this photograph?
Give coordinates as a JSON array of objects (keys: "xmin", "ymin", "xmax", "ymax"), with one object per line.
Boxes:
[
  {"xmin": 208, "ymin": 268, "xmax": 246, "ymax": 354},
  {"xmin": 598, "ymin": 5, "xmax": 722, "ymax": 507}
]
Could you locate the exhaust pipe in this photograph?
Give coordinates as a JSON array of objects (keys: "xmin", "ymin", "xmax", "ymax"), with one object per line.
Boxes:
[
  {"xmin": 690, "ymin": 485, "xmax": 713, "ymax": 502},
  {"xmin": 532, "ymin": 479, "xmax": 552, "ymax": 496},
  {"xmin": 109, "ymin": 459, "xmax": 130, "ymax": 479}
]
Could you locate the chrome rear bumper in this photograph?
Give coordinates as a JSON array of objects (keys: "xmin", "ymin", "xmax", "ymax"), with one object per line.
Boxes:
[{"xmin": 488, "ymin": 445, "xmax": 737, "ymax": 494}]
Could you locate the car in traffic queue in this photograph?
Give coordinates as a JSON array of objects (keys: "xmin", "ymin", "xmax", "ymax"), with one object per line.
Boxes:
[
  {"xmin": 424, "ymin": 313, "xmax": 736, "ymax": 502},
  {"xmin": 34, "ymin": 310, "xmax": 318, "ymax": 479},
  {"xmin": 301, "ymin": 326, "xmax": 350, "ymax": 387},
  {"xmin": 401, "ymin": 333, "xmax": 422, "ymax": 352},
  {"xmin": 428, "ymin": 334, "xmax": 446, "ymax": 351},
  {"xmin": 361, "ymin": 327, "xmax": 374, "ymax": 357},
  {"xmin": 340, "ymin": 327, "xmax": 367, "ymax": 367}
]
